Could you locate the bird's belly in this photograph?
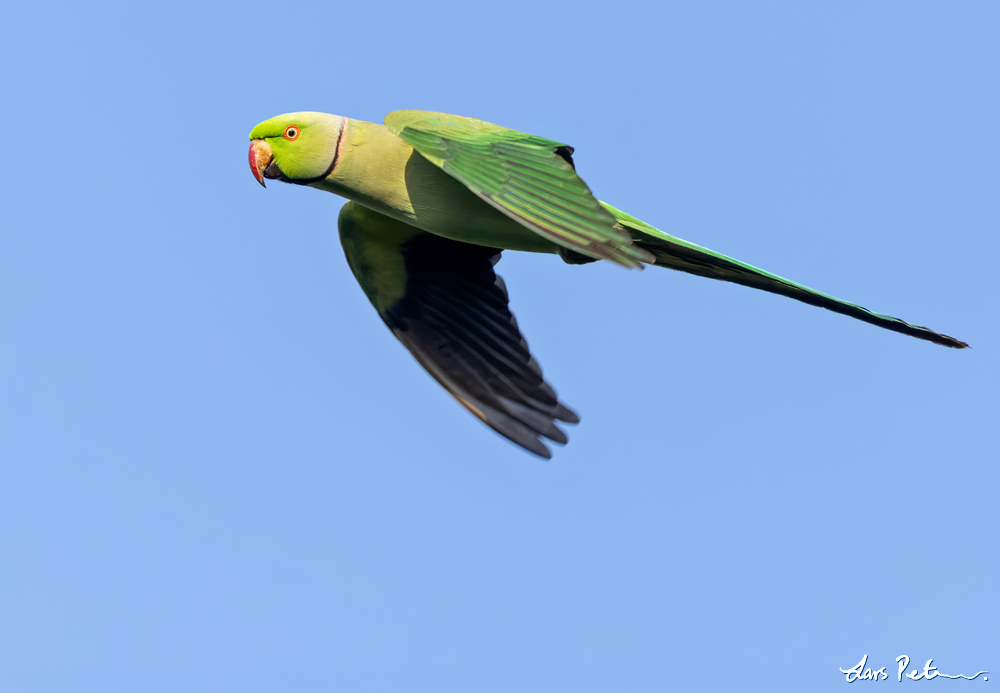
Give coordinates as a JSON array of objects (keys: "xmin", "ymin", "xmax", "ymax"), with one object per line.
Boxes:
[
  {"xmin": 314, "ymin": 146, "xmax": 560, "ymax": 253},
  {"xmin": 409, "ymin": 196, "xmax": 559, "ymax": 253},
  {"xmin": 401, "ymin": 156, "xmax": 559, "ymax": 253}
]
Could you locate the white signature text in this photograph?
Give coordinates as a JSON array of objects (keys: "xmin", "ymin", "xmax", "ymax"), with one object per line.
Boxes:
[{"xmin": 840, "ymin": 655, "xmax": 988, "ymax": 683}]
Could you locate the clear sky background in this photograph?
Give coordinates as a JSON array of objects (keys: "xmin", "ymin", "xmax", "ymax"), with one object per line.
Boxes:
[{"xmin": 1, "ymin": 1, "xmax": 996, "ymax": 691}]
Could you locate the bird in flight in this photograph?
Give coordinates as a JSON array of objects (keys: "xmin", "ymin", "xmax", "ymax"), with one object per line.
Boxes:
[{"xmin": 248, "ymin": 110, "xmax": 966, "ymax": 458}]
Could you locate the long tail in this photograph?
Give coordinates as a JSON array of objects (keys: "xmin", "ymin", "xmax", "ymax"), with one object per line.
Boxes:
[{"xmin": 602, "ymin": 202, "xmax": 968, "ymax": 349}]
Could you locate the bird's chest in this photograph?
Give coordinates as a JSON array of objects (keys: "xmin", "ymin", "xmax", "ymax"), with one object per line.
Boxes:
[{"xmin": 317, "ymin": 144, "xmax": 557, "ymax": 254}]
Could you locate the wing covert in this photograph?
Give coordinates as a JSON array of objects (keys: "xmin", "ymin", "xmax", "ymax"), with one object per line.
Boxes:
[{"xmin": 385, "ymin": 110, "xmax": 653, "ymax": 268}]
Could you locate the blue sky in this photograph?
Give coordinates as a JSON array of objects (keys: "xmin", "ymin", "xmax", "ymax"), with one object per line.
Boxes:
[{"xmin": 1, "ymin": 1, "xmax": 996, "ymax": 691}]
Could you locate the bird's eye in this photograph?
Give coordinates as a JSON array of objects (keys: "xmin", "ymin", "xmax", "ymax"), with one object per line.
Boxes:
[{"xmin": 283, "ymin": 126, "xmax": 300, "ymax": 141}]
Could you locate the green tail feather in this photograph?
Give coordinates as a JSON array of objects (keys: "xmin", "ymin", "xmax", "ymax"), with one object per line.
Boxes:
[{"xmin": 601, "ymin": 203, "xmax": 968, "ymax": 349}]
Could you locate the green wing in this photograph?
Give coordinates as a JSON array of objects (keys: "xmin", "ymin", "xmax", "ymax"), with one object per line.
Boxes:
[
  {"xmin": 603, "ymin": 202, "xmax": 968, "ymax": 349},
  {"xmin": 385, "ymin": 110, "xmax": 653, "ymax": 268},
  {"xmin": 338, "ymin": 201, "xmax": 579, "ymax": 458}
]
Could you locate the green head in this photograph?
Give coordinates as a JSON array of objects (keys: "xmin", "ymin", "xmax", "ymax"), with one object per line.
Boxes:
[{"xmin": 248, "ymin": 111, "xmax": 344, "ymax": 186}]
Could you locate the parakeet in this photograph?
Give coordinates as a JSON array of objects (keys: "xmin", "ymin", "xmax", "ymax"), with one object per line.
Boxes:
[{"xmin": 248, "ymin": 110, "xmax": 966, "ymax": 458}]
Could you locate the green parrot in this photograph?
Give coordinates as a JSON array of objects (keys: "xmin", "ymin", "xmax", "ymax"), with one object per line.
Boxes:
[{"xmin": 248, "ymin": 110, "xmax": 966, "ymax": 458}]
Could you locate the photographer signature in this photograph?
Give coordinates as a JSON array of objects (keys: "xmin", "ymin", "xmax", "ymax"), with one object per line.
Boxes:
[{"xmin": 840, "ymin": 654, "xmax": 988, "ymax": 682}]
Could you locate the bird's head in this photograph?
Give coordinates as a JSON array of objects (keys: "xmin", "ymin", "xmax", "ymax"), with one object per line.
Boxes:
[{"xmin": 248, "ymin": 111, "xmax": 344, "ymax": 187}]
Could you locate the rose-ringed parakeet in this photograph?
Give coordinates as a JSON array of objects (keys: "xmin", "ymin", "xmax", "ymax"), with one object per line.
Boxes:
[{"xmin": 248, "ymin": 110, "xmax": 966, "ymax": 458}]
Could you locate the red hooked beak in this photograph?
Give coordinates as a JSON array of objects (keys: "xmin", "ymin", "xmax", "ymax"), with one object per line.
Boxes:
[{"xmin": 249, "ymin": 139, "xmax": 273, "ymax": 188}]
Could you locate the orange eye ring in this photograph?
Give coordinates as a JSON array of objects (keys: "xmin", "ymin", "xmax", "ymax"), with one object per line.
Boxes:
[{"xmin": 283, "ymin": 125, "xmax": 301, "ymax": 141}]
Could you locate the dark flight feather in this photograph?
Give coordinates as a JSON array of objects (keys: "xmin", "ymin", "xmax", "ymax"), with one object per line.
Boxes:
[{"xmin": 383, "ymin": 233, "xmax": 578, "ymax": 458}]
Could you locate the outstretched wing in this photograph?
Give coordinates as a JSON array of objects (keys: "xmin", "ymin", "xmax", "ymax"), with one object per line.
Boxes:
[
  {"xmin": 338, "ymin": 201, "xmax": 579, "ymax": 458},
  {"xmin": 384, "ymin": 110, "xmax": 653, "ymax": 269}
]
